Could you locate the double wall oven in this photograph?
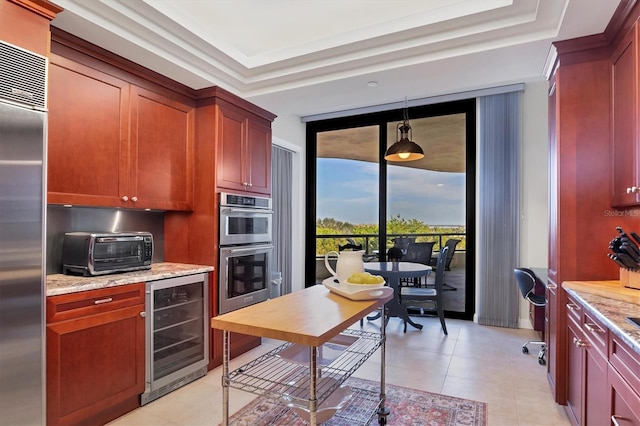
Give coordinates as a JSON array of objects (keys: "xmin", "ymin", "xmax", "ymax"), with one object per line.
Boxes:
[{"xmin": 218, "ymin": 192, "xmax": 273, "ymax": 314}]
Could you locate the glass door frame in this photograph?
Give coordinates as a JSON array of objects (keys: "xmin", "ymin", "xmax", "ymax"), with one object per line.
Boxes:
[{"xmin": 305, "ymin": 99, "xmax": 476, "ymax": 321}]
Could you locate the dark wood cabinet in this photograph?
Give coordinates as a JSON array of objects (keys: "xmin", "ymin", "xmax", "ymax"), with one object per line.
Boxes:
[
  {"xmin": 564, "ymin": 295, "xmax": 610, "ymax": 426},
  {"xmin": 47, "ymin": 35, "xmax": 195, "ymax": 211},
  {"xmin": 46, "ymin": 284, "xmax": 146, "ymax": 426},
  {"xmin": 0, "ymin": 0, "xmax": 61, "ymax": 57},
  {"xmin": 547, "ymin": 2, "xmax": 640, "ymax": 404},
  {"xmin": 611, "ymin": 22, "xmax": 639, "ymax": 207},
  {"xmin": 609, "ymin": 365, "xmax": 640, "ymax": 426},
  {"xmin": 215, "ymin": 99, "xmax": 273, "ymax": 196},
  {"xmin": 609, "ymin": 334, "xmax": 640, "ymax": 426},
  {"xmin": 129, "ymin": 85, "xmax": 194, "ymax": 210}
]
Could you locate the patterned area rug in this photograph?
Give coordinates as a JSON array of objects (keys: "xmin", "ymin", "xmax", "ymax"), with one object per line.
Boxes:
[{"xmin": 222, "ymin": 376, "xmax": 487, "ymax": 426}]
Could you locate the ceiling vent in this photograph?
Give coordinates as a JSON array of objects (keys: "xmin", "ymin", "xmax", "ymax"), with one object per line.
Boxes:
[{"xmin": 0, "ymin": 40, "xmax": 47, "ymax": 110}]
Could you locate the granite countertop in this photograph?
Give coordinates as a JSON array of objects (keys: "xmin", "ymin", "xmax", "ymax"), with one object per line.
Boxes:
[
  {"xmin": 47, "ymin": 262, "xmax": 214, "ymax": 296},
  {"xmin": 563, "ymin": 287, "xmax": 640, "ymax": 356}
]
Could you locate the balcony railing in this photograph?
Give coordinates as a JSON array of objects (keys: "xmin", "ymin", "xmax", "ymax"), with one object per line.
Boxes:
[{"xmin": 315, "ymin": 232, "xmax": 466, "ymax": 259}]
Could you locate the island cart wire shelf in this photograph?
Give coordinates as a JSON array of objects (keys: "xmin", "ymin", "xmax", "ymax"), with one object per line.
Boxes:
[{"xmin": 224, "ymin": 328, "xmax": 385, "ymax": 424}]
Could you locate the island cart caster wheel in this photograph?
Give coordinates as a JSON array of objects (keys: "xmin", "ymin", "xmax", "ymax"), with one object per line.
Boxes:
[
  {"xmin": 522, "ymin": 346, "xmax": 529, "ymax": 354},
  {"xmin": 539, "ymin": 358, "xmax": 546, "ymax": 366},
  {"xmin": 377, "ymin": 407, "xmax": 390, "ymax": 425}
]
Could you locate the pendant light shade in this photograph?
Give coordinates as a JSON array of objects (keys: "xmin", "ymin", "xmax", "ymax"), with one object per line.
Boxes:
[{"xmin": 384, "ymin": 101, "xmax": 424, "ymax": 162}]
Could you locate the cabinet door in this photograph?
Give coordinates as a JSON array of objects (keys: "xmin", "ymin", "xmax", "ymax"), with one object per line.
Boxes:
[
  {"xmin": 584, "ymin": 343, "xmax": 609, "ymax": 425},
  {"xmin": 609, "ymin": 364, "xmax": 640, "ymax": 426},
  {"xmin": 246, "ymin": 117, "xmax": 272, "ymax": 195},
  {"xmin": 48, "ymin": 56, "xmax": 130, "ymax": 207},
  {"xmin": 46, "ymin": 304, "xmax": 145, "ymax": 426},
  {"xmin": 566, "ymin": 318, "xmax": 583, "ymax": 426},
  {"xmin": 130, "ymin": 86, "xmax": 195, "ymax": 210},
  {"xmin": 46, "ymin": 283, "xmax": 145, "ymax": 426},
  {"xmin": 216, "ymin": 104, "xmax": 248, "ymax": 193},
  {"xmin": 611, "ymin": 25, "xmax": 638, "ymax": 207}
]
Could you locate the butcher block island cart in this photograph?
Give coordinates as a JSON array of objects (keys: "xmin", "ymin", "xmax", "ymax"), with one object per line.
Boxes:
[{"xmin": 211, "ymin": 284, "xmax": 394, "ymax": 425}]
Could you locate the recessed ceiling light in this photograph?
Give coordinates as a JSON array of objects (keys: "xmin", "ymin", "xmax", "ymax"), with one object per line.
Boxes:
[
  {"xmin": 437, "ymin": 183, "xmax": 444, "ymax": 187},
  {"xmin": 367, "ymin": 81, "xmax": 378, "ymax": 87}
]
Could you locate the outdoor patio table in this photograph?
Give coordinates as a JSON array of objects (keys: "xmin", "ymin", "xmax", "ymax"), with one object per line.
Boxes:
[{"xmin": 364, "ymin": 261, "xmax": 432, "ymax": 331}]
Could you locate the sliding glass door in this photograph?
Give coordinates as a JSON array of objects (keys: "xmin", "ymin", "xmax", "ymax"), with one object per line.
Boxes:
[{"xmin": 305, "ymin": 100, "xmax": 475, "ymax": 320}]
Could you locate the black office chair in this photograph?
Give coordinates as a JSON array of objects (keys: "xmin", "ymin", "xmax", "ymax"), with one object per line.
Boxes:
[
  {"xmin": 399, "ymin": 246, "xmax": 448, "ymax": 334},
  {"xmin": 514, "ymin": 268, "xmax": 547, "ymax": 366}
]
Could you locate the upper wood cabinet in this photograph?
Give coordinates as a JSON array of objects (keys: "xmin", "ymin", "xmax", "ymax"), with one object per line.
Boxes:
[
  {"xmin": 0, "ymin": 0, "xmax": 62, "ymax": 56},
  {"xmin": 611, "ymin": 22, "xmax": 639, "ymax": 207},
  {"xmin": 215, "ymin": 99, "xmax": 273, "ymax": 196},
  {"xmin": 47, "ymin": 38, "xmax": 195, "ymax": 210}
]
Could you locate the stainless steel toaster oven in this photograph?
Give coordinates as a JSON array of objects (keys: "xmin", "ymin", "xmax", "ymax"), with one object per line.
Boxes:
[{"xmin": 61, "ymin": 232, "xmax": 153, "ymax": 276}]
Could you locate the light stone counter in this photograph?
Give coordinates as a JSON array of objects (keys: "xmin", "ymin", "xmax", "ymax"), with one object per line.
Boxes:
[
  {"xmin": 563, "ymin": 286, "xmax": 640, "ymax": 356},
  {"xmin": 47, "ymin": 262, "xmax": 214, "ymax": 296}
]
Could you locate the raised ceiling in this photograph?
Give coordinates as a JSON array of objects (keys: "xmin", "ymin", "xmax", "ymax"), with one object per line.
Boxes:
[{"xmin": 50, "ymin": 0, "xmax": 620, "ymax": 118}]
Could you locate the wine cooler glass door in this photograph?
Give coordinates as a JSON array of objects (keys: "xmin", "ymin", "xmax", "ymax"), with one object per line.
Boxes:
[{"xmin": 145, "ymin": 273, "xmax": 209, "ymax": 401}]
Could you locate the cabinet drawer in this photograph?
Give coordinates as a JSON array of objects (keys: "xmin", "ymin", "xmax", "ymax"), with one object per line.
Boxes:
[
  {"xmin": 583, "ymin": 310, "xmax": 608, "ymax": 356},
  {"xmin": 47, "ymin": 283, "xmax": 145, "ymax": 323},
  {"xmin": 565, "ymin": 294, "xmax": 582, "ymax": 324},
  {"xmin": 610, "ymin": 334, "xmax": 640, "ymax": 394}
]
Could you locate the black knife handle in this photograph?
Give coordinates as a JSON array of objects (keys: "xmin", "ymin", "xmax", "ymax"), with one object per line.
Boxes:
[
  {"xmin": 621, "ymin": 243, "xmax": 640, "ymax": 261},
  {"xmin": 631, "ymin": 232, "xmax": 640, "ymax": 246},
  {"xmin": 609, "ymin": 254, "xmax": 629, "ymax": 269},
  {"xmin": 616, "ymin": 253, "xmax": 639, "ymax": 270}
]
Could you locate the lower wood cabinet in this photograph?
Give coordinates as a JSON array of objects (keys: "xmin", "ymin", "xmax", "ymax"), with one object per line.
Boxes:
[
  {"xmin": 46, "ymin": 283, "xmax": 146, "ymax": 426},
  {"xmin": 565, "ymin": 292, "xmax": 640, "ymax": 426},
  {"xmin": 609, "ymin": 363, "xmax": 640, "ymax": 426}
]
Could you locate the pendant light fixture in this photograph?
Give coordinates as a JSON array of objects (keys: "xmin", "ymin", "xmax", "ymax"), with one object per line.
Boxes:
[{"xmin": 384, "ymin": 98, "xmax": 424, "ymax": 162}]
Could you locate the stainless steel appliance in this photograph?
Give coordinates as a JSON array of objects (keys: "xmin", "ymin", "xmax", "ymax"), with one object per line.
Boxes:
[
  {"xmin": 219, "ymin": 192, "xmax": 272, "ymax": 246},
  {"xmin": 218, "ymin": 192, "xmax": 273, "ymax": 314},
  {"xmin": 142, "ymin": 273, "xmax": 209, "ymax": 405},
  {"xmin": 0, "ymin": 40, "xmax": 48, "ymax": 425},
  {"xmin": 61, "ymin": 231, "xmax": 153, "ymax": 276}
]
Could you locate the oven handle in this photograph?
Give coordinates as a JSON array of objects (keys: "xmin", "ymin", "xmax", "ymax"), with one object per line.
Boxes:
[
  {"xmin": 226, "ymin": 245, "xmax": 274, "ymax": 253},
  {"xmin": 220, "ymin": 208, "xmax": 273, "ymax": 215}
]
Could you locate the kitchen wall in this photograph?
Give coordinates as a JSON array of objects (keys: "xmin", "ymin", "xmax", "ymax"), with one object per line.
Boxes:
[
  {"xmin": 265, "ymin": 80, "xmax": 550, "ymax": 328},
  {"xmin": 46, "ymin": 205, "xmax": 165, "ymax": 274}
]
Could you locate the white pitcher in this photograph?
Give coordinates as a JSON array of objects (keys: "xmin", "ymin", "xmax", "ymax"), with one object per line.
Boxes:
[{"xmin": 324, "ymin": 250, "xmax": 365, "ymax": 282}]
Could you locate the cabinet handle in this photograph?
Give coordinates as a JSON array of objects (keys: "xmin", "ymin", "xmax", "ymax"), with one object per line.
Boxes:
[
  {"xmin": 611, "ymin": 415, "xmax": 625, "ymax": 426},
  {"xmin": 584, "ymin": 323, "xmax": 602, "ymax": 333},
  {"xmin": 131, "ymin": 196, "xmax": 138, "ymax": 202},
  {"xmin": 242, "ymin": 182, "xmax": 248, "ymax": 187},
  {"xmin": 547, "ymin": 282, "xmax": 557, "ymax": 289},
  {"xmin": 573, "ymin": 337, "xmax": 587, "ymax": 348},
  {"xmin": 566, "ymin": 303, "xmax": 580, "ymax": 311},
  {"xmin": 247, "ymin": 182, "xmax": 253, "ymax": 187},
  {"xmin": 139, "ymin": 311, "xmax": 146, "ymax": 318},
  {"xmin": 94, "ymin": 297, "xmax": 113, "ymax": 305},
  {"xmin": 121, "ymin": 195, "xmax": 129, "ymax": 202}
]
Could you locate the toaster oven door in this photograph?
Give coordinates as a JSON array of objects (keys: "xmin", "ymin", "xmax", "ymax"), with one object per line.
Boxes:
[{"xmin": 92, "ymin": 236, "xmax": 151, "ymax": 273}]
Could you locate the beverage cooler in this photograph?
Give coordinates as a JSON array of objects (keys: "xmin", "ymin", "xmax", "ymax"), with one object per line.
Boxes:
[{"xmin": 141, "ymin": 274, "xmax": 209, "ymax": 405}]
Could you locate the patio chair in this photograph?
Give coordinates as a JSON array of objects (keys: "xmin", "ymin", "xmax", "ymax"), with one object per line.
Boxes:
[
  {"xmin": 399, "ymin": 246, "xmax": 448, "ymax": 334},
  {"xmin": 429, "ymin": 239, "xmax": 460, "ymax": 291},
  {"xmin": 400, "ymin": 242, "xmax": 435, "ymax": 287}
]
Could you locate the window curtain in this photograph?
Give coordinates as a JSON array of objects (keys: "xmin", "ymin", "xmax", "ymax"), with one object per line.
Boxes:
[
  {"xmin": 476, "ymin": 91, "xmax": 521, "ymax": 328},
  {"xmin": 272, "ymin": 145, "xmax": 293, "ymax": 295}
]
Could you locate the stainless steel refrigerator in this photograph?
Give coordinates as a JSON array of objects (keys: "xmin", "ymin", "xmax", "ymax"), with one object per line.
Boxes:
[{"xmin": 0, "ymin": 40, "xmax": 48, "ymax": 425}]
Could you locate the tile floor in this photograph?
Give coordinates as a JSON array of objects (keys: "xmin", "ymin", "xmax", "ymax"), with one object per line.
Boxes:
[{"xmin": 108, "ymin": 316, "xmax": 570, "ymax": 426}]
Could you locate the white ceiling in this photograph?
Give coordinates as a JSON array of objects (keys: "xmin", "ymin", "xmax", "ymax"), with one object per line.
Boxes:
[{"xmin": 50, "ymin": 0, "xmax": 621, "ymax": 118}]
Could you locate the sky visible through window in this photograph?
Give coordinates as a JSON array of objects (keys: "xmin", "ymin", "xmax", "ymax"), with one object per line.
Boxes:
[{"xmin": 317, "ymin": 158, "xmax": 465, "ymax": 226}]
